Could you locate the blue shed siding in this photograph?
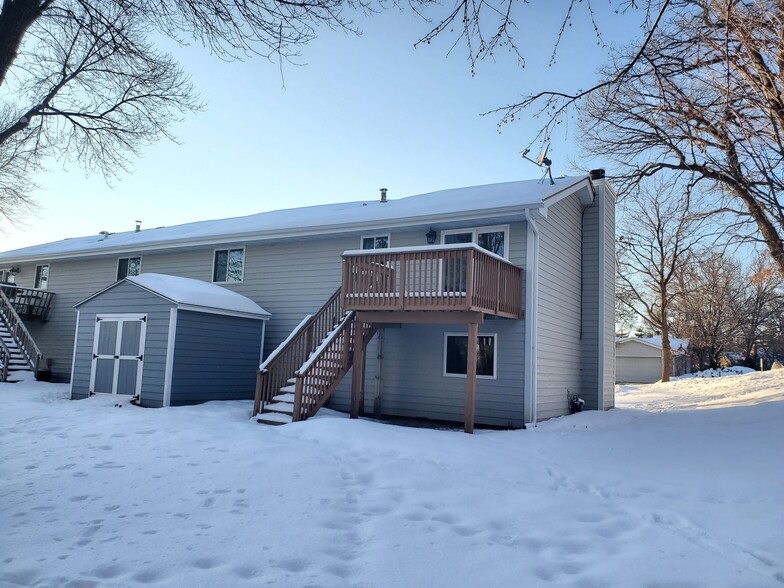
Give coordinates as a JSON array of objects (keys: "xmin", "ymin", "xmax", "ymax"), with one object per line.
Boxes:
[
  {"xmin": 69, "ymin": 281, "xmax": 173, "ymax": 407},
  {"xmin": 169, "ymin": 310, "xmax": 263, "ymax": 405}
]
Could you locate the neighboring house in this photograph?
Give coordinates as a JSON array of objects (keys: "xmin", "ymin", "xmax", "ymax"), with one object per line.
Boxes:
[
  {"xmin": 615, "ymin": 337, "xmax": 691, "ymax": 384},
  {"xmin": 0, "ymin": 172, "xmax": 615, "ymax": 431}
]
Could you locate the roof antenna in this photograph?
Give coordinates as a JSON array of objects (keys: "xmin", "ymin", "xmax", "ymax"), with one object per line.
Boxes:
[{"xmin": 521, "ymin": 143, "xmax": 554, "ymax": 185}]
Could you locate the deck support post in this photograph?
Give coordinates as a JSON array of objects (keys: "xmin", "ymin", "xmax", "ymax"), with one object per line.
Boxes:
[
  {"xmin": 464, "ymin": 321, "xmax": 478, "ymax": 434},
  {"xmin": 373, "ymin": 328, "xmax": 385, "ymax": 418},
  {"xmin": 350, "ymin": 322, "xmax": 366, "ymax": 419}
]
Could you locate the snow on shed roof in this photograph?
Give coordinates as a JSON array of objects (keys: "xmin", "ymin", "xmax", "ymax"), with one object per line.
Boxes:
[
  {"xmin": 76, "ymin": 273, "xmax": 270, "ymax": 319},
  {"xmin": 0, "ymin": 176, "xmax": 591, "ymax": 262}
]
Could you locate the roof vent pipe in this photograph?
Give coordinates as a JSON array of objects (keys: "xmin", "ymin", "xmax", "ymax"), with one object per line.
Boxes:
[
  {"xmin": 135, "ymin": 220, "xmax": 142, "ymax": 232},
  {"xmin": 589, "ymin": 168, "xmax": 605, "ymax": 180},
  {"xmin": 380, "ymin": 188, "xmax": 388, "ymax": 203},
  {"xmin": 98, "ymin": 231, "xmax": 110, "ymax": 241}
]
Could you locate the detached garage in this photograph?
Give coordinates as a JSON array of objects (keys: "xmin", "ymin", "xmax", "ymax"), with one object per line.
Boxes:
[
  {"xmin": 70, "ymin": 273, "xmax": 270, "ymax": 406},
  {"xmin": 616, "ymin": 337, "xmax": 690, "ymax": 384}
]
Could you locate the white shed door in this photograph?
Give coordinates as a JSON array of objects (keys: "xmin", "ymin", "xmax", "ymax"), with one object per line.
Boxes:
[{"xmin": 90, "ymin": 314, "xmax": 147, "ymax": 397}]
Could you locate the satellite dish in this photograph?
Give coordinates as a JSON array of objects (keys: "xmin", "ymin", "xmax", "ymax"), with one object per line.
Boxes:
[{"xmin": 521, "ymin": 143, "xmax": 554, "ymax": 185}]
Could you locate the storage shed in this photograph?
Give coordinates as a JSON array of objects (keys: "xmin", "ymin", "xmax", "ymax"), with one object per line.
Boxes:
[{"xmin": 70, "ymin": 273, "xmax": 270, "ymax": 407}]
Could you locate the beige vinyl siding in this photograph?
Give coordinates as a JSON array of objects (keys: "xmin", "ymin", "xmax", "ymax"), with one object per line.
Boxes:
[{"xmin": 535, "ymin": 193, "xmax": 585, "ymax": 420}]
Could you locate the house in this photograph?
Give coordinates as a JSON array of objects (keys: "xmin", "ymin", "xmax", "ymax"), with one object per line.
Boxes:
[
  {"xmin": 0, "ymin": 171, "xmax": 615, "ymax": 431},
  {"xmin": 615, "ymin": 336, "xmax": 691, "ymax": 384}
]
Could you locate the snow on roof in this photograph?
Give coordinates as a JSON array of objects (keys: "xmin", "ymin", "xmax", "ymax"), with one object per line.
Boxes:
[
  {"xmin": 77, "ymin": 273, "xmax": 270, "ymax": 318},
  {"xmin": 0, "ymin": 176, "xmax": 590, "ymax": 262},
  {"xmin": 617, "ymin": 336, "xmax": 690, "ymax": 352}
]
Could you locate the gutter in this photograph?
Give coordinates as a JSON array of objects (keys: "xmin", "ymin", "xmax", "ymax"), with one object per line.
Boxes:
[{"xmin": 523, "ymin": 208, "xmax": 540, "ymax": 426}]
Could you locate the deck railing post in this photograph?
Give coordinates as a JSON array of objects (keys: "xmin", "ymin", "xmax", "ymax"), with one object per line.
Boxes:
[
  {"xmin": 466, "ymin": 249, "xmax": 476, "ymax": 309},
  {"xmin": 253, "ymin": 370, "xmax": 265, "ymax": 416}
]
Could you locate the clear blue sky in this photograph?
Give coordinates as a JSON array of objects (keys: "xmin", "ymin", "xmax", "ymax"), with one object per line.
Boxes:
[{"xmin": 1, "ymin": 2, "xmax": 639, "ymax": 250}]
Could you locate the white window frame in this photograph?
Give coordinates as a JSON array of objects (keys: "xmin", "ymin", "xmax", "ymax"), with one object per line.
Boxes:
[
  {"xmin": 440, "ymin": 225, "xmax": 510, "ymax": 259},
  {"xmin": 360, "ymin": 234, "xmax": 390, "ymax": 250},
  {"xmin": 34, "ymin": 264, "xmax": 50, "ymax": 289},
  {"xmin": 443, "ymin": 332, "xmax": 498, "ymax": 380},
  {"xmin": 116, "ymin": 256, "xmax": 142, "ymax": 281},
  {"xmin": 212, "ymin": 247, "xmax": 245, "ymax": 284}
]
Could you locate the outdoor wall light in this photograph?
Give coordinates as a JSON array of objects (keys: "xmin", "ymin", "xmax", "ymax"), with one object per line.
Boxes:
[
  {"xmin": 426, "ymin": 228, "xmax": 437, "ymax": 245},
  {"xmin": 9, "ymin": 267, "xmax": 19, "ymax": 276}
]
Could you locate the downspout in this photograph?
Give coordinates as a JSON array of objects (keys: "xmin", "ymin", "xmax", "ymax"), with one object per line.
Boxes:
[{"xmin": 524, "ymin": 208, "xmax": 540, "ymax": 426}]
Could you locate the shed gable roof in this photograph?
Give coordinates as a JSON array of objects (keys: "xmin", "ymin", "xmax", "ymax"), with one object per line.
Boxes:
[{"xmin": 75, "ymin": 273, "xmax": 270, "ymax": 319}]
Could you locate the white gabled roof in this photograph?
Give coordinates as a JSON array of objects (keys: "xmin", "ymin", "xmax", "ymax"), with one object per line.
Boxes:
[
  {"xmin": 0, "ymin": 176, "xmax": 591, "ymax": 262},
  {"xmin": 616, "ymin": 336, "xmax": 690, "ymax": 353},
  {"xmin": 75, "ymin": 273, "xmax": 270, "ymax": 319}
]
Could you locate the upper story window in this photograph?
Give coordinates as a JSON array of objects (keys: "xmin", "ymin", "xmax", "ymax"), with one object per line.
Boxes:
[
  {"xmin": 213, "ymin": 248, "xmax": 244, "ymax": 283},
  {"xmin": 441, "ymin": 225, "xmax": 508, "ymax": 259},
  {"xmin": 444, "ymin": 332, "xmax": 497, "ymax": 379},
  {"xmin": 361, "ymin": 235, "xmax": 389, "ymax": 250},
  {"xmin": 34, "ymin": 264, "xmax": 49, "ymax": 289},
  {"xmin": 117, "ymin": 257, "xmax": 142, "ymax": 280}
]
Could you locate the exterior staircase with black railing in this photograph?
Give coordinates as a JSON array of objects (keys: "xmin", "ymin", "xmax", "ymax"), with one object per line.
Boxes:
[{"xmin": 0, "ymin": 290, "xmax": 43, "ymax": 382}]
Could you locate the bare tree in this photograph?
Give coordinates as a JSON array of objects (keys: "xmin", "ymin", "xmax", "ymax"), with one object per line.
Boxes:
[
  {"xmin": 617, "ymin": 179, "xmax": 711, "ymax": 382},
  {"xmin": 671, "ymin": 253, "xmax": 745, "ymax": 370},
  {"xmin": 0, "ymin": 0, "xmax": 421, "ymax": 223},
  {"xmin": 573, "ymin": 0, "xmax": 784, "ymax": 280},
  {"xmin": 733, "ymin": 256, "xmax": 784, "ymax": 366}
]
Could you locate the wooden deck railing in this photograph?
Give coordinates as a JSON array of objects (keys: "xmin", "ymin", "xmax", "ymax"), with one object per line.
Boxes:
[
  {"xmin": 253, "ymin": 287, "xmax": 344, "ymax": 415},
  {"xmin": 0, "ymin": 284, "xmax": 54, "ymax": 321},
  {"xmin": 342, "ymin": 244, "xmax": 523, "ymax": 319},
  {"xmin": 0, "ymin": 289, "xmax": 43, "ymax": 373},
  {"xmin": 291, "ymin": 312, "xmax": 376, "ymax": 421}
]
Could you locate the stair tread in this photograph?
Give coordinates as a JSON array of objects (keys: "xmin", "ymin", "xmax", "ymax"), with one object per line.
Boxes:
[
  {"xmin": 265, "ymin": 402, "xmax": 294, "ymax": 414},
  {"xmin": 256, "ymin": 412, "xmax": 293, "ymax": 425},
  {"xmin": 272, "ymin": 393, "xmax": 317, "ymax": 404}
]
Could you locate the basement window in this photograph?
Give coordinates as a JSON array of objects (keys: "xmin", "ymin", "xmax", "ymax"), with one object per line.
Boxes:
[{"xmin": 444, "ymin": 333, "xmax": 497, "ymax": 379}]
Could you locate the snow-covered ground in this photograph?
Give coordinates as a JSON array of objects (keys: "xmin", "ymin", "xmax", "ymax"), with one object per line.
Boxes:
[{"xmin": 2, "ymin": 372, "xmax": 783, "ymax": 587}]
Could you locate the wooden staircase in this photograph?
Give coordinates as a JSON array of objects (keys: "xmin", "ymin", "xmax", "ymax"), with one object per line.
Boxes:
[
  {"xmin": 0, "ymin": 290, "xmax": 43, "ymax": 382},
  {"xmin": 253, "ymin": 288, "xmax": 375, "ymax": 425}
]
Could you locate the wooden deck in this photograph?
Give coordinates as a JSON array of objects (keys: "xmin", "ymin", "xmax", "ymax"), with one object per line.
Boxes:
[{"xmin": 341, "ymin": 244, "xmax": 523, "ymax": 319}]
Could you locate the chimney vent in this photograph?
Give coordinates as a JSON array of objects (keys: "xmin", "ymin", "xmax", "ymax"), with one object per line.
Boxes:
[
  {"xmin": 589, "ymin": 168, "xmax": 605, "ymax": 180},
  {"xmin": 135, "ymin": 220, "xmax": 142, "ymax": 232},
  {"xmin": 380, "ymin": 188, "xmax": 388, "ymax": 203}
]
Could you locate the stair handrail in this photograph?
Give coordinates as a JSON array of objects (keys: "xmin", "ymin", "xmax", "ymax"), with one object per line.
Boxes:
[
  {"xmin": 291, "ymin": 311, "xmax": 376, "ymax": 421},
  {"xmin": 0, "ymin": 289, "xmax": 42, "ymax": 373},
  {"xmin": 259, "ymin": 314, "xmax": 313, "ymax": 371},
  {"xmin": 292, "ymin": 314, "xmax": 377, "ymax": 421},
  {"xmin": 253, "ymin": 287, "xmax": 343, "ymax": 415}
]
